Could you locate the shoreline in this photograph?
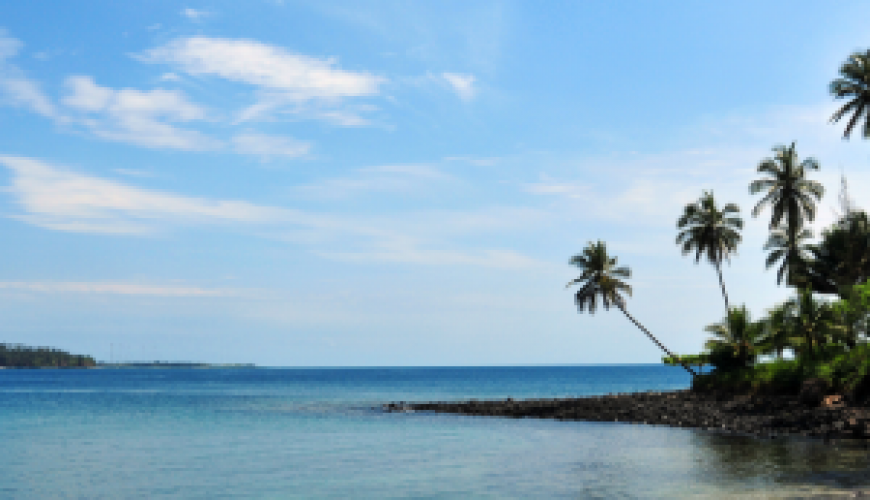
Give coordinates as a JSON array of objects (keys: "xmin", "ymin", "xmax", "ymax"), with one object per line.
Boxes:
[{"xmin": 384, "ymin": 389, "xmax": 870, "ymax": 443}]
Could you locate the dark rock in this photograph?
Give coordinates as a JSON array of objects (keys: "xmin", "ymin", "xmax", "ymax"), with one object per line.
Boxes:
[{"xmin": 799, "ymin": 378, "xmax": 829, "ymax": 407}]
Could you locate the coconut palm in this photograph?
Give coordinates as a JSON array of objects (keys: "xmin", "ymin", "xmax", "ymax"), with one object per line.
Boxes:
[
  {"xmin": 830, "ymin": 49, "xmax": 870, "ymax": 139},
  {"xmin": 789, "ymin": 288, "xmax": 839, "ymax": 359},
  {"xmin": 567, "ymin": 240, "xmax": 696, "ymax": 375},
  {"xmin": 760, "ymin": 301, "xmax": 797, "ymax": 359},
  {"xmin": 704, "ymin": 305, "xmax": 765, "ymax": 368},
  {"xmin": 750, "ymin": 142, "xmax": 825, "ymax": 286},
  {"xmin": 763, "ymin": 228, "xmax": 814, "ymax": 286},
  {"xmin": 676, "ymin": 190, "xmax": 743, "ymax": 312}
]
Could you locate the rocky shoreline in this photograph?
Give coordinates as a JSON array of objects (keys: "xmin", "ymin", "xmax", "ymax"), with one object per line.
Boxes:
[{"xmin": 383, "ymin": 390, "xmax": 870, "ymax": 442}]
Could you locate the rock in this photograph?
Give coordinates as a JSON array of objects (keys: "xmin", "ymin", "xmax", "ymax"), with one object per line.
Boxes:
[
  {"xmin": 823, "ymin": 394, "xmax": 845, "ymax": 408},
  {"xmin": 799, "ymin": 378, "xmax": 829, "ymax": 407}
]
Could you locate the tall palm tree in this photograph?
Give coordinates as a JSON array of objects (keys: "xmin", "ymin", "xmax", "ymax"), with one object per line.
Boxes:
[
  {"xmin": 830, "ymin": 49, "xmax": 870, "ymax": 139},
  {"xmin": 704, "ymin": 305, "xmax": 765, "ymax": 368},
  {"xmin": 763, "ymin": 228, "xmax": 814, "ymax": 286},
  {"xmin": 750, "ymin": 142, "xmax": 825, "ymax": 287},
  {"xmin": 676, "ymin": 190, "xmax": 743, "ymax": 312},
  {"xmin": 567, "ymin": 240, "xmax": 696, "ymax": 375}
]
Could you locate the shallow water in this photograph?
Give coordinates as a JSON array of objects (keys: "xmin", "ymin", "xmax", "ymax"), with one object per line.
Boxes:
[{"xmin": 2, "ymin": 366, "xmax": 869, "ymax": 498}]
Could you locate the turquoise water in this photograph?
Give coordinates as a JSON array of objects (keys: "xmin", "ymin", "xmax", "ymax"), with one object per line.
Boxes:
[{"xmin": 2, "ymin": 365, "xmax": 870, "ymax": 498}]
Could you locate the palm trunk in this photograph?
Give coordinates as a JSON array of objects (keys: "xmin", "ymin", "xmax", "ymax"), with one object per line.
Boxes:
[
  {"xmin": 617, "ymin": 302, "xmax": 697, "ymax": 376},
  {"xmin": 715, "ymin": 261, "xmax": 730, "ymax": 313}
]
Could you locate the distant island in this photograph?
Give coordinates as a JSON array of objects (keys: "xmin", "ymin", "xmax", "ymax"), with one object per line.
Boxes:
[
  {"xmin": 0, "ymin": 343, "xmax": 96, "ymax": 368},
  {"xmin": 0, "ymin": 343, "xmax": 254, "ymax": 369}
]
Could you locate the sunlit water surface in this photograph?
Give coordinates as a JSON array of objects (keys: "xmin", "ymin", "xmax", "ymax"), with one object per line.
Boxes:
[{"xmin": 2, "ymin": 366, "xmax": 869, "ymax": 498}]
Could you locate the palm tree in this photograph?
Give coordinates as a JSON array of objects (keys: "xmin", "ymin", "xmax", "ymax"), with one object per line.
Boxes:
[
  {"xmin": 750, "ymin": 142, "xmax": 825, "ymax": 287},
  {"xmin": 789, "ymin": 288, "xmax": 838, "ymax": 359},
  {"xmin": 704, "ymin": 305, "xmax": 765, "ymax": 368},
  {"xmin": 567, "ymin": 240, "xmax": 697, "ymax": 375},
  {"xmin": 830, "ymin": 49, "xmax": 870, "ymax": 139},
  {"xmin": 763, "ymin": 228, "xmax": 814, "ymax": 286},
  {"xmin": 676, "ymin": 190, "xmax": 743, "ymax": 312},
  {"xmin": 760, "ymin": 301, "xmax": 797, "ymax": 359}
]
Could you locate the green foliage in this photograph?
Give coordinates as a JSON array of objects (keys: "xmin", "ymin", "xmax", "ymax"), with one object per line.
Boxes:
[
  {"xmin": 0, "ymin": 343, "xmax": 97, "ymax": 368},
  {"xmin": 675, "ymin": 190, "xmax": 743, "ymax": 309},
  {"xmin": 830, "ymin": 49, "xmax": 870, "ymax": 139}
]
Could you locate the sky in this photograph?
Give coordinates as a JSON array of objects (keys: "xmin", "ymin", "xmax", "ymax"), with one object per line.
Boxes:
[{"xmin": 1, "ymin": 1, "xmax": 870, "ymax": 366}]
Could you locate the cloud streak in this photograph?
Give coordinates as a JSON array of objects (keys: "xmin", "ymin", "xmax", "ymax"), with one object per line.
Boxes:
[
  {"xmin": 139, "ymin": 36, "xmax": 385, "ymax": 124},
  {"xmin": 0, "ymin": 155, "xmax": 290, "ymax": 234}
]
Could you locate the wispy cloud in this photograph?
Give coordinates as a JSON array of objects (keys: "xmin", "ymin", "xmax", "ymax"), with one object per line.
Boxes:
[
  {"xmin": 232, "ymin": 132, "xmax": 311, "ymax": 158},
  {"xmin": 0, "ymin": 155, "xmax": 545, "ymax": 269},
  {"xmin": 0, "ymin": 155, "xmax": 289, "ymax": 234},
  {"xmin": 442, "ymin": 72, "xmax": 477, "ymax": 101},
  {"xmin": 138, "ymin": 36, "xmax": 385, "ymax": 124},
  {"xmin": 0, "ymin": 30, "xmax": 63, "ymax": 120},
  {"xmin": 181, "ymin": 8, "xmax": 211, "ymax": 22},
  {"xmin": 318, "ymin": 239, "xmax": 543, "ymax": 269},
  {"xmin": 62, "ymin": 75, "xmax": 218, "ymax": 150},
  {"xmin": 294, "ymin": 164, "xmax": 451, "ymax": 199},
  {"xmin": 0, "ymin": 281, "xmax": 234, "ymax": 297}
]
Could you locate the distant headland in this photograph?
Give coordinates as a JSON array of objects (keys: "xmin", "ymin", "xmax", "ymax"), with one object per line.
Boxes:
[
  {"xmin": 0, "ymin": 343, "xmax": 253, "ymax": 369},
  {"xmin": 1, "ymin": 343, "xmax": 96, "ymax": 368}
]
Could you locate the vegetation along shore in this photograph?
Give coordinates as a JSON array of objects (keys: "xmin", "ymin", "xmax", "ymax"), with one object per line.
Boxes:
[{"xmin": 389, "ymin": 49, "xmax": 870, "ymax": 443}]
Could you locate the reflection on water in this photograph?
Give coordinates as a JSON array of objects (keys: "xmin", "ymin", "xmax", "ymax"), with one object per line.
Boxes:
[{"xmin": 683, "ymin": 431, "xmax": 870, "ymax": 497}]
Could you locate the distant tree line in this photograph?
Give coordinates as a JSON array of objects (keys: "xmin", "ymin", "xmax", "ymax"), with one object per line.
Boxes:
[{"xmin": 0, "ymin": 343, "xmax": 96, "ymax": 368}]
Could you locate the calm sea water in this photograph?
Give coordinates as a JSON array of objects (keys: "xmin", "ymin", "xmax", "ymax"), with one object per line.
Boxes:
[{"xmin": 2, "ymin": 365, "xmax": 870, "ymax": 498}]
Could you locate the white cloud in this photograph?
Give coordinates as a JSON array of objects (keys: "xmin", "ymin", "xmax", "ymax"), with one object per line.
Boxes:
[
  {"xmin": 0, "ymin": 31, "xmax": 63, "ymax": 120},
  {"xmin": 181, "ymin": 8, "xmax": 210, "ymax": 22},
  {"xmin": 0, "ymin": 281, "xmax": 234, "ymax": 297},
  {"xmin": 61, "ymin": 75, "xmax": 217, "ymax": 150},
  {"xmin": 232, "ymin": 132, "xmax": 311, "ymax": 158},
  {"xmin": 0, "ymin": 29, "xmax": 22, "ymax": 60},
  {"xmin": 140, "ymin": 37, "xmax": 384, "ymax": 99},
  {"xmin": 0, "ymin": 155, "xmax": 289, "ymax": 234},
  {"xmin": 139, "ymin": 37, "xmax": 385, "ymax": 124},
  {"xmin": 442, "ymin": 72, "xmax": 477, "ymax": 101}
]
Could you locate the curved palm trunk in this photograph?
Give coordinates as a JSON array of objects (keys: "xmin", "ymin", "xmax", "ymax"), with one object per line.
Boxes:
[
  {"xmin": 715, "ymin": 261, "xmax": 730, "ymax": 313},
  {"xmin": 617, "ymin": 303, "xmax": 697, "ymax": 376}
]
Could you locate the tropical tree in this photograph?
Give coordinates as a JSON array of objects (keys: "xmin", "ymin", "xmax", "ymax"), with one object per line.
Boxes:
[
  {"xmin": 830, "ymin": 49, "xmax": 870, "ymax": 139},
  {"xmin": 704, "ymin": 305, "xmax": 765, "ymax": 369},
  {"xmin": 676, "ymin": 190, "xmax": 743, "ymax": 312},
  {"xmin": 831, "ymin": 279, "xmax": 870, "ymax": 348},
  {"xmin": 760, "ymin": 301, "xmax": 797, "ymax": 359},
  {"xmin": 804, "ymin": 211, "xmax": 870, "ymax": 296},
  {"xmin": 750, "ymin": 142, "xmax": 825, "ymax": 287},
  {"xmin": 762, "ymin": 228, "xmax": 814, "ymax": 286},
  {"xmin": 788, "ymin": 288, "xmax": 839, "ymax": 359},
  {"xmin": 567, "ymin": 240, "xmax": 696, "ymax": 375}
]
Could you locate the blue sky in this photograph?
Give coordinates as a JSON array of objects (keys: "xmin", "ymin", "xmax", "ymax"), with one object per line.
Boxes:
[{"xmin": 1, "ymin": 1, "xmax": 870, "ymax": 366}]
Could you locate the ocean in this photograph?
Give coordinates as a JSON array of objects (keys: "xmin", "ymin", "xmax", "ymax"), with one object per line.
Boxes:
[{"xmin": 2, "ymin": 365, "xmax": 869, "ymax": 498}]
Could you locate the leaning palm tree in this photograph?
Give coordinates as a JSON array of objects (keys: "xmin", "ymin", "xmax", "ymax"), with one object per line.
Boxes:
[
  {"xmin": 763, "ymin": 227, "xmax": 814, "ymax": 286},
  {"xmin": 750, "ymin": 142, "xmax": 825, "ymax": 286},
  {"xmin": 830, "ymin": 49, "xmax": 870, "ymax": 139},
  {"xmin": 676, "ymin": 190, "xmax": 743, "ymax": 312},
  {"xmin": 567, "ymin": 240, "xmax": 696, "ymax": 376}
]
